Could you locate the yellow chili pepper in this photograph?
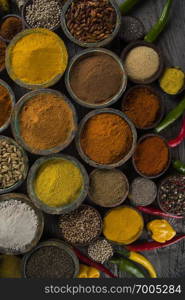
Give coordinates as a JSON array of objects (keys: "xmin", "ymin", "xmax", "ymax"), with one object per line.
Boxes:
[
  {"xmin": 147, "ymin": 219, "xmax": 176, "ymax": 243},
  {"xmin": 77, "ymin": 264, "xmax": 100, "ymax": 278}
]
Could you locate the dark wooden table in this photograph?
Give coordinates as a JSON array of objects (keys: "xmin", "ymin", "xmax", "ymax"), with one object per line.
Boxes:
[{"xmin": 1, "ymin": 0, "xmax": 185, "ymax": 278}]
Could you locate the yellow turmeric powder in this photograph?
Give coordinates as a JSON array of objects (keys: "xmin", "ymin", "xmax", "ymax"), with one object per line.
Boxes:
[
  {"xmin": 8, "ymin": 28, "xmax": 68, "ymax": 85},
  {"xmin": 103, "ymin": 206, "xmax": 144, "ymax": 245},
  {"xmin": 34, "ymin": 158, "xmax": 83, "ymax": 207},
  {"xmin": 160, "ymin": 68, "xmax": 185, "ymax": 95}
]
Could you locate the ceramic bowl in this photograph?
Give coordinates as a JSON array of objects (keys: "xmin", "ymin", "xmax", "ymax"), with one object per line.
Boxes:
[{"xmin": 0, "ymin": 79, "xmax": 15, "ymax": 133}]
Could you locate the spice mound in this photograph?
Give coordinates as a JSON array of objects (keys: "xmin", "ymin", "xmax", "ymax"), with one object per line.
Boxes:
[
  {"xmin": 103, "ymin": 206, "xmax": 144, "ymax": 244},
  {"xmin": 58, "ymin": 206, "xmax": 102, "ymax": 245},
  {"xmin": 87, "ymin": 239, "xmax": 113, "ymax": 263},
  {"xmin": 80, "ymin": 113, "xmax": 133, "ymax": 165},
  {"xmin": 26, "ymin": 246, "xmax": 75, "ymax": 279},
  {"xmin": 70, "ymin": 53, "xmax": 124, "ymax": 105},
  {"xmin": 129, "ymin": 177, "xmax": 157, "ymax": 206},
  {"xmin": 89, "ymin": 169, "xmax": 129, "ymax": 207},
  {"xmin": 0, "ymin": 17, "xmax": 22, "ymax": 41},
  {"xmin": 124, "ymin": 46, "xmax": 160, "ymax": 81},
  {"xmin": 0, "ymin": 84, "xmax": 12, "ymax": 129},
  {"xmin": 133, "ymin": 136, "xmax": 169, "ymax": 176},
  {"xmin": 160, "ymin": 67, "xmax": 185, "ymax": 95},
  {"xmin": 25, "ymin": 0, "xmax": 62, "ymax": 30},
  {"xmin": 9, "ymin": 28, "xmax": 68, "ymax": 85},
  {"xmin": 120, "ymin": 16, "xmax": 145, "ymax": 43},
  {"xmin": 66, "ymin": 0, "xmax": 117, "ymax": 43},
  {"xmin": 0, "ymin": 199, "xmax": 38, "ymax": 251},
  {"xmin": 0, "ymin": 139, "xmax": 26, "ymax": 189},
  {"xmin": 19, "ymin": 92, "xmax": 75, "ymax": 151},
  {"xmin": 34, "ymin": 159, "xmax": 83, "ymax": 208},
  {"xmin": 159, "ymin": 175, "xmax": 185, "ymax": 216},
  {"xmin": 0, "ymin": 40, "xmax": 6, "ymax": 72},
  {"xmin": 122, "ymin": 86, "xmax": 160, "ymax": 129}
]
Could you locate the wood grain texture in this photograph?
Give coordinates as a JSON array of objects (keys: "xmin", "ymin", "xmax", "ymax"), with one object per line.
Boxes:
[{"xmin": 0, "ymin": 0, "xmax": 185, "ymax": 278}]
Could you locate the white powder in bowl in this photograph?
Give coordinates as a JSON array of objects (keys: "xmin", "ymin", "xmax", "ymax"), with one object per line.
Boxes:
[{"xmin": 0, "ymin": 199, "xmax": 38, "ymax": 251}]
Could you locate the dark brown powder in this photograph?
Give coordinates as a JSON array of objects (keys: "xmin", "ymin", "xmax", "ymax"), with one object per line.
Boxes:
[
  {"xmin": 0, "ymin": 17, "xmax": 22, "ymax": 41},
  {"xmin": 70, "ymin": 53, "xmax": 123, "ymax": 104},
  {"xmin": 0, "ymin": 39, "xmax": 6, "ymax": 71}
]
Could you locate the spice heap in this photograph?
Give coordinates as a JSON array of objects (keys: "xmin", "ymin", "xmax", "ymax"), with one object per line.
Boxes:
[
  {"xmin": 58, "ymin": 206, "xmax": 102, "ymax": 245},
  {"xmin": 119, "ymin": 16, "xmax": 145, "ymax": 43},
  {"xmin": 124, "ymin": 46, "xmax": 160, "ymax": 81},
  {"xmin": 26, "ymin": 246, "xmax": 75, "ymax": 279},
  {"xmin": 103, "ymin": 206, "xmax": 144, "ymax": 244},
  {"xmin": 122, "ymin": 86, "xmax": 160, "ymax": 129},
  {"xmin": 160, "ymin": 67, "xmax": 185, "ymax": 95},
  {"xmin": 70, "ymin": 53, "xmax": 123, "ymax": 105},
  {"xmin": 19, "ymin": 92, "xmax": 75, "ymax": 151},
  {"xmin": 89, "ymin": 169, "xmax": 129, "ymax": 207},
  {"xmin": 34, "ymin": 159, "xmax": 83, "ymax": 207},
  {"xmin": 9, "ymin": 28, "xmax": 68, "ymax": 85},
  {"xmin": 66, "ymin": 0, "xmax": 117, "ymax": 43},
  {"xmin": 87, "ymin": 239, "xmax": 113, "ymax": 263},
  {"xmin": 0, "ymin": 16, "xmax": 22, "ymax": 41},
  {"xmin": 129, "ymin": 177, "xmax": 157, "ymax": 206},
  {"xmin": 0, "ymin": 40, "xmax": 6, "ymax": 71},
  {"xmin": 0, "ymin": 84, "xmax": 12, "ymax": 129},
  {"xmin": 0, "ymin": 139, "xmax": 26, "ymax": 189},
  {"xmin": 0, "ymin": 199, "xmax": 38, "ymax": 251},
  {"xmin": 159, "ymin": 175, "xmax": 185, "ymax": 216},
  {"xmin": 25, "ymin": 0, "xmax": 62, "ymax": 30},
  {"xmin": 80, "ymin": 113, "xmax": 133, "ymax": 165},
  {"xmin": 133, "ymin": 136, "xmax": 169, "ymax": 176}
]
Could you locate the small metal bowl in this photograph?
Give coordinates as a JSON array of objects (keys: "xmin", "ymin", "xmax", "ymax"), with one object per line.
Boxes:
[
  {"xmin": 0, "ymin": 193, "xmax": 44, "ymax": 255},
  {"xmin": 61, "ymin": 0, "xmax": 121, "ymax": 48},
  {"xmin": 76, "ymin": 108, "xmax": 137, "ymax": 169},
  {"xmin": 5, "ymin": 28, "xmax": 68, "ymax": 89},
  {"xmin": 88, "ymin": 168, "xmax": 129, "ymax": 208},
  {"xmin": 0, "ymin": 79, "xmax": 15, "ymax": 133},
  {"xmin": 0, "ymin": 38, "xmax": 6, "ymax": 73},
  {"xmin": 27, "ymin": 154, "xmax": 89, "ymax": 215},
  {"xmin": 0, "ymin": 14, "xmax": 24, "ymax": 43},
  {"xmin": 121, "ymin": 85, "xmax": 164, "ymax": 130},
  {"xmin": 22, "ymin": 239, "xmax": 79, "ymax": 278},
  {"xmin": 0, "ymin": 136, "xmax": 29, "ymax": 194},
  {"xmin": 132, "ymin": 133, "xmax": 171, "ymax": 179},
  {"xmin": 102, "ymin": 205, "xmax": 144, "ymax": 245},
  {"xmin": 121, "ymin": 40, "xmax": 164, "ymax": 84},
  {"xmin": 57, "ymin": 204, "xmax": 103, "ymax": 247},
  {"xmin": 65, "ymin": 48, "xmax": 127, "ymax": 109},
  {"xmin": 11, "ymin": 89, "xmax": 77, "ymax": 155}
]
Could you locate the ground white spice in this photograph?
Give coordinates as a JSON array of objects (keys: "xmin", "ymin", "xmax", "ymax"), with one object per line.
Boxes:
[
  {"xmin": 125, "ymin": 46, "xmax": 160, "ymax": 81},
  {"xmin": 0, "ymin": 200, "xmax": 38, "ymax": 251}
]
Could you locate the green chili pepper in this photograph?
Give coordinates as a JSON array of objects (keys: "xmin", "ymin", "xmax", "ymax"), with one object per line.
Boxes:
[
  {"xmin": 110, "ymin": 255, "xmax": 146, "ymax": 278},
  {"xmin": 144, "ymin": 0, "xmax": 174, "ymax": 43},
  {"xmin": 119, "ymin": 0, "xmax": 143, "ymax": 15},
  {"xmin": 155, "ymin": 96, "xmax": 185, "ymax": 133},
  {"xmin": 173, "ymin": 160, "xmax": 185, "ymax": 174}
]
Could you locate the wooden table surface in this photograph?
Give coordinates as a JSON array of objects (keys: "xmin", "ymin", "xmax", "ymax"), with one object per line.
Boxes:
[{"xmin": 1, "ymin": 0, "xmax": 185, "ymax": 278}]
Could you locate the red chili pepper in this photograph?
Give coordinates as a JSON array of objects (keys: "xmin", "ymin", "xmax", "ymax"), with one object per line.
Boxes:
[
  {"xmin": 136, "ymin": 206, "xmax": 184, "ymax": 219},
  {"xmin": 73, "ymin": 247, "xmax": 117, "ymax": 278},
  {"xmin": 127, "ymin": 235, "xmax": 185, "ymax": 252},
  {"xmin": 168, "ymin": 117, "xmax": 185, "ymax": 148}
]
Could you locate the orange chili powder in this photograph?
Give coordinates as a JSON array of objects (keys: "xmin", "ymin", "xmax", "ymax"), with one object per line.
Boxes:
[{"xmin": 0, "ymin": 84, "xmax": 12, "ymax": 128}]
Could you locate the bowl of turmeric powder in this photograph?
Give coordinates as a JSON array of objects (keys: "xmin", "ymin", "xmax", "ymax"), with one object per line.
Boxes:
[
  {"xmin": 0, "ymin": 79, "xmax": 15, "ymax": 133},
  {"xmin": 76, "ymin": 108, "xmax": 137, "ymax": 169}
]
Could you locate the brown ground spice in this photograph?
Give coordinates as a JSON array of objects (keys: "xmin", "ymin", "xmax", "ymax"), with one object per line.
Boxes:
[
  {"xmin": 19, "ymin": 93, "xmax": 75, "ymax": 151},
  {"xmin": 0, "ymin": 84, "xmax": 12, "ymax": 127},
  {"xmin": 0, "ymin": 17, "xmax": 22, "ymax": 40},
  {"xmin": 134, "ymin": 136, "xmax": 169, "ymax": 176},
  {"xmin": 70, "ymin": 53, "xmax": 123, "ymax": 104},
  {"xmin": 122, "ymin": 87, "xmax": 160, "ymax": 128},
  {"xmin": 0, "ymin": 39, "xmax": 6, "ymax": 71}
]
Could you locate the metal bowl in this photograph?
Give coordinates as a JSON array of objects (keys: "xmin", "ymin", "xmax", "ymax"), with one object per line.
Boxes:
[
  {"xmin": 0, "ymin": 38, "xmax": 6, "ymax": 73},
  {"xmin": 0, "ymin": 136, "xmax": 29, "ymax": 194},
  {"xmin": 27, "ymin": 154, "xmax": 89, "ymax": 215},
  {"xmin": 11, "ymin": 89, "xmax": 77, "ymax": 155},
  {"xmin": 132, "ymin": 133, "xmax": 171, "ymax": 179},
  {"xmin": 0, "ymin": 14, "xmax": 24, "ymax": 43},
  {"xmin": 88, "ymin": 168, "xmax": 129, "ymax": 207},
  {"xmin": 121, "ymin": 85, "xmax": 164, "ymax": 130},
  {"xmin": 0, "ymin": 193, "xmax": 44, "ymax": 255},
  {"xmin": 121, "ymin": 40, "xmax": 164, "ymax": 84},
  {"xmin": 5, "ymin": 28, "xmax": 68, "ymax": 89},
  {"xmin": 0, "ymin": 79, "xmax": 15, "ymax": 133},
  {"xmin": 22, "ymin": 239, "xmax": 79, "ymax": 278},
  {"xmin": 61, "ymin": 0, "xmax": 122, "ymax": 48},
  {"xmin": 76, "ymin": 108, "xmax": 137, "ymax": 169},
  {"xmin": 65, "ymin": 48, "xmax": 127, "ymax": 109}
]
